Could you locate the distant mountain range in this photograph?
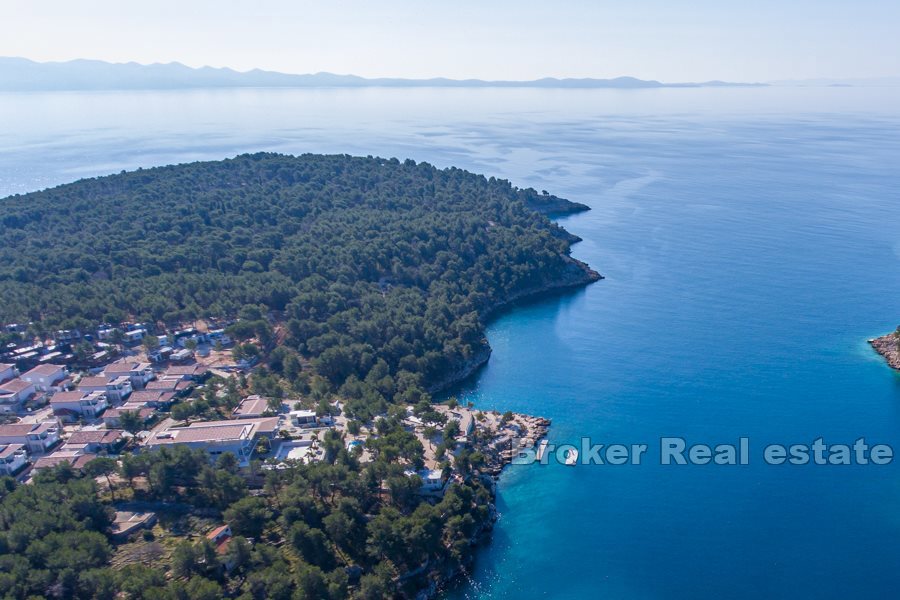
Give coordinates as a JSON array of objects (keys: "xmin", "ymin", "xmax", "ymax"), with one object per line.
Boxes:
[{"xmin": 0, "ymin": 57, "xmax": 768, "ymax": 91}]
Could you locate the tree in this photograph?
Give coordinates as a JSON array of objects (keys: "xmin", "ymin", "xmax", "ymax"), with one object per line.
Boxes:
[
  {"xmin": 443, "ymin": 420, "xmax": 460, "ymax": 441},
  {"xmin": 119, "ymin": 453, "xmax": 142, "ymax": 488},
  {"xmin": 181, "ymin": 577, "xmax": 223, "ymax": 600},
  {"xmin": 358, "ymin": 565, "xmax": 392, "ymax": 600},
  {"xmin": 142, "ymin": 335, "xmax": 160, "ymax": 352},
  {"xmin": 225, "ymin": 536, "xmax": 251, "ymax": 572},
  {"xmin": 171, "ymin": 541, "xmax": 197, "ymax": 579},
  {"xmin": 423, "ymin": 425, "xmax": 437, "ymax": 449},
  {"xmin": 223, "ymin": 496, "xmax": 270, "ymax": 538},
  {"xmin": 119, "ymin": 409, "xmax": 144, "ymax": 433},
  {"xmin": 216, "ymin": 452, "xmax": 239, "ymax": 474},
  {"xmin": 171, "ymin": 402, "xmax": 193, "ymax": 423},
  {"xmin": 289, "ymin": 522, "xmax": 334, "ymax": 569},
  {"xmin": 84, "ymin": 456, "xmax": 119, "ymax": 500}
]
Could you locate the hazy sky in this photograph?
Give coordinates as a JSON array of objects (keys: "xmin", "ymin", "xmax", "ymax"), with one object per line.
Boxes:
[{"xmin": 2, "ymin": 0, "xmax": 899, "ymax": 81}]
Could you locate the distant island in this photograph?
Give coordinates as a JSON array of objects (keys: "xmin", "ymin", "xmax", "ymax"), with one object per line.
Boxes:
[
  {"xmin": 0, "ymin": 56, "xmax": 768, "ymax": 91},
  {"xmin": 870, "ymin": 328, "xmax": 900, "ymax": 370}
]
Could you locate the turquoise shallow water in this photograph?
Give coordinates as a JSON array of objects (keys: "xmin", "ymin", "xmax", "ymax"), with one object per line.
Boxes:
[{"xmin": 2, "ymin": 86, "xmax": 899, "ymax": 598}]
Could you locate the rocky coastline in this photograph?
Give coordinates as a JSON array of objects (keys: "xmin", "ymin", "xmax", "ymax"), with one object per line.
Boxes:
[
  {"xmin": 417, "ymin": 210, "xmax": 596, "ymax": 597},
  {"xmin": 427, "ymin": 256, "xmax": 601, "ymax": 394},
  {"xmin": 869, "ymin": 329, "xmax": 900, "ymax": 371},
  {"xmin": 415, "ymin": 408, "xmax": 552, "ymax": 599}
]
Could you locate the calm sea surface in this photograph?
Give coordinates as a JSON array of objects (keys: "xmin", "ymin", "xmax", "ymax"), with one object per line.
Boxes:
[{"xmin": 2, "ymin": 86, "xmax": 900, "ymax": 599}]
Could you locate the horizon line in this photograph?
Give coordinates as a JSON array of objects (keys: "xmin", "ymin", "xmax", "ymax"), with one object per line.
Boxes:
[
  {"xmin": 0, "ymin": 56, "xmax": 764, "ymax": 86},
  {"xmin": 3, "ymin": 56, "xmax": 900, "ymax": 86}
]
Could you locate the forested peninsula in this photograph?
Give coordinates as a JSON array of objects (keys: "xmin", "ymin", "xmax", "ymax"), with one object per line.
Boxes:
[
  {"xmin": 0, "ymin": 154, "xmax": 599, "ymax": 599},
  {"xmin": 0, "ymin": 153, "xmax": 599, "ymax": 401}
]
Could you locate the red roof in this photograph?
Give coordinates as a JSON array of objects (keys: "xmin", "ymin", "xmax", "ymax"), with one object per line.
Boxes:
[
  {"xmin": 50, "ymin": 391, "xmax": 89, "ymax": 404},
  {"xmin": 165, "ymin": 364, "xmax": 207, "ymax": 377},
  {"xmin": 79, "ymin": 376, "xmax": 112, "ymax": 388},
  {"xmin": 22, "ymin": 364, "xmax": 64, "ymax": 377},
  {"xmin": 0, "ymin": 443, "xmax": 24, "ymax": 458},
  {"xmin": 33, "ymin": 452, "xmax": 96, "ymax": 470},
  {"xmin": 0, "ymin": 379, "xmax": 32, "ymax": 393},
  {"xmin": 129, "ymin": 390, "xmax": 174, "ymax": 404},
  {"xmin": 207, "ymin": 525, "xmax": 230, "ymax": 540},
  {"xmin": 103, "ymin": 407, "xmax": 154, "ymax": 419},
  {"xmin": 66, "ymin": 430, "xmax": 123, "ymax": 445},
  {"xmin": 145, "ymin": 380, "xmax": 177, "ymax": 391},
  {"xmin": 233, "ymin": 396, "xmax": 270, "ymax": 417}
]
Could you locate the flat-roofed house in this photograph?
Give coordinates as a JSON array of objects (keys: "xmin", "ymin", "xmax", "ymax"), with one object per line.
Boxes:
[
  {"xmin": 78, "ymin": 376, "xmax": 132, "ymax": 402},
  {"xmin": 0, "ymin": 379, "xmax": 36, "ymax": 413},
  {"xmin": 50, "ymin": 390, "xmax": 109, "ymax": 422},
  {"xmin": 0, "ymin": 443, "xmax": 27, "ymax": 475},
  {"xmin": 0, "ymin": 420, "xmax": 61, "ymax": 454},
  {"xmin": 143, "ymin": 417, "xmax": 278, "ymax": 465},
  {"xmin": 103, "ymin": 359, "xmax": 155, "ymax": 389},
  {"xmin": 289, "ymin": 409, "xmax": 318, "ymax": 428},
  {"xmin": 20, "ymin": 364, "xmax": 68, "ymax": 392}
]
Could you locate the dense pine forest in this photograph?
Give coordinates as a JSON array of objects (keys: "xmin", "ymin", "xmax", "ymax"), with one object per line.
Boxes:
[{"xmin": 0, "ymin": 153, "xmax": 597, "ymax": 398}]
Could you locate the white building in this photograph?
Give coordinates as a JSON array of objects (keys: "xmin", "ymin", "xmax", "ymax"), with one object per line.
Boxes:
[
  {"xmin": 128, "ymin": 390, "xmax": 176, "ymax": 408},
  {"xmin": 162, "ymin": 364, "xmax": 208, "ymax": 382},
  {"xmin": 289, "ymin": 409, "xmax": 318, "ymax": 428},
  {"xmin": 233, "ymin": 395, "xmax": 271, "ymax": 419},
  {"xmin": 102, "ymin": 403, "xmax": 155, "ymax": 429},
  {"xmin": 78, "ymin": 376, "xmax": 132, "ymax": 402},
  {"xmin": 0, "ymin": 420, "xmax": 61, "ymax": 454},
  {"xmin": 50, "ymin": 390, "xmax": 109, "ymax": 421},
  {"xmin": 0, "ymin": 443, "xmax": 27, "ymax": 475},
  {"xmin": 406, "ymin": 468, "xmax": 448, "ymax": 495},
  {"xmin": 63, "ymin": 429, "xmax": 124, "ymax": 454},
  {"xmin": 0, "ymin": 379, "xmax": 36, "ymax": 413},
  {"xmin": 0, "ymin": 363, "xmax": 17, "ymax": 384},
  {"xmin": 123, "ymin": 328, "xmax": 147, "ymax": 344},
  {"xmin": 20, "ymin": 364, "xmax": 68, "ymax": 392},
  {"xmin": 103, "ymin": 359, "xmax": 155, "ymax": 389},
  {"xmin": 97, "ymin": 326, "xmax": 119, "ymax": 341},
  {"xmin": 143, "ymin": 417, "xmax": 279, "ymax": 465}
]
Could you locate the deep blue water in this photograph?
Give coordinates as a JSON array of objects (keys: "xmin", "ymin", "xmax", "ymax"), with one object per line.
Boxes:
[{"xmin": 2, "ymin": 86, "xmax": 899, "ymax": 598}]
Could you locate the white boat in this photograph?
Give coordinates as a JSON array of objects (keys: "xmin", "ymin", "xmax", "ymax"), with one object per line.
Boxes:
[
  {"xmin": 535, "ymin": 440, "xmax": 549, "ymax": 461},
  {"xmin": 565, "ymin": 448, "xmax": 578, "ymax": 466}
]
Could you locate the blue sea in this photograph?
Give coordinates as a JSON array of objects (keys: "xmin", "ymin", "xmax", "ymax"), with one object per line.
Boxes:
[{"xmin": 2, "ymin": 86, "xmax": 900, "ymax": 599}]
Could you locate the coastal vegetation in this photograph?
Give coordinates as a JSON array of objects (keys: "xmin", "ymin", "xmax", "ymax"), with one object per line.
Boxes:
[
  {"xmin": 0, "ymin": 413, "xmax": 495, "ymax": 599},
  {"xmin": 0, "ymin": 154, "xmax": 598, "ymax": 598},
  {"xmin": 0, "ymin": 153, "xmax": 597, "ymax": 400}
]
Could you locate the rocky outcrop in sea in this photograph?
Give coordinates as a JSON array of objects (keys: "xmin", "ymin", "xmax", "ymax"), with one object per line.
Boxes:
[{"xmin": 869, "ymin": 329, "xmax": 900, "ymax": 371}]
